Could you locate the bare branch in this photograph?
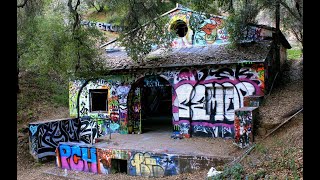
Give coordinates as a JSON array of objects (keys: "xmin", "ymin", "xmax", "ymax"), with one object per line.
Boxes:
[
  {"xmin": 17, "ymin": 0, "xmax": 29, "ymax": 8},
  {"xmin": 294, "ymin": 0, "xmax": 302, "ymax": 18},
  {"xmin": 75, "ymin": 0, "xmax": 81, "ymax": 11},
  {"xmin": 67, "ymin": 0, "xmax": 81, "ymax": 13},
  {"xmin": 91, "ymin": 2, "xmax": 100, "ymax": 12},
  {"xmin": 67, "ymin": 0, "xmax": 74, "ymax": 14},
  {"xmin": 229, "ymin": 0, "xmax": 234, "ymax": 11},
  {"xmin": 68, "ymin": 0, "xmax": 81, "ymax": 32},
  {"xmin": 279, "ymin": 1, "xmax": 302, "ymax": 24},
  {"xmin": 292, "ymin": 28, "xmax": 303, "ymax": 44}
]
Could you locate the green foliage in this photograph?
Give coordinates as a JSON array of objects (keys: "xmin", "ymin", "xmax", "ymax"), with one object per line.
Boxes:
[
  {"xmin": 224, "ymin": 1, "xmax": 260, "ymax": 46},
  {"xmin": 255, "ymin": 169, "xmax": 266, "ymax": 178},
  {"xmin": 37, "ymin": 74, "xmax": 69, "ymax": 106},
  {"xmin": 120, "ymin": 16, "xmax": 175, "ymax": 61},
  {"xmin": 83, "ymin": 0, "xmax": 108, "ymax": 12},
  {"xmin": 287, "ymin": 49, "xmax": 302, "ymax": 60},
  {"xmin": 244, "ymin": 169, "xmax": 266, "ymax": 179},
  {"xmin": 17, "ymin": 0, "xmax": 109, "ymax": 120},
  {"xmin": 257, "ymin": 0, "xmax": 303, "ymax": 50},
  {"xmin": 178, "ymin": 0, "xmax": 222, "ymax": 15},
  {"xmin": 255, "ymin": 143, "xmax": 268, "ymax": 154},
  {"xmin": 17, "ymin": 72, "xmax": 69, "ymax": 111},
  {"xmin": 18, "ymin": 0, "xmax": 108, "ymax": 79},
  {"xmin": 211, "ymin": 163, "xmax": 244, "ymax": 180},
  {"xmin": 86, "ymin": 11, "xmax": 108, "ymax": 22},
  {"xmin": 102, "ymin": 0, "xmax": 179, "ymax": 61}
]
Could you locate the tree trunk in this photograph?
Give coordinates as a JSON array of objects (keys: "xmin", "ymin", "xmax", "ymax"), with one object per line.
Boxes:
[
  {"xmin": 275, "ymin": 0, "xmax": 280, "ymax": 71},
  {"xmin": 68, "ymin": 0, "xmax": 82, "ymax": 74},
  {"xmin": 98, "ymin": 5, "xmax": 104, "ymax": 12},
  {"xmin": 17, "ymin": 54, "xmax": 21, "ymax": 94},
  {"xmin": 17, "ymin": 0, "xmax": 29, "ymax": 8}
]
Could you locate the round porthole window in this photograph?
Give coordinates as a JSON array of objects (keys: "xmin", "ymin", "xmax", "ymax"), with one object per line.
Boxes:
[{"xmin": 170, "ymin": 20, "xmax": 188, "ymax": 37}]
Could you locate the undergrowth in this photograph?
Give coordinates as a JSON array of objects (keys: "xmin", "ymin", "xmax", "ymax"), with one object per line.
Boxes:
[
  {"xmin": 17, "ymin": 71, "xmax": 68, "ymax": 123},
  {"xmin": 287, "ymin": 49, "xmax": 302, "ymax": 60}
]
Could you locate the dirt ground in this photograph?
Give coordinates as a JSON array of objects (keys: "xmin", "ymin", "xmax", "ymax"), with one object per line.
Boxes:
[
  {"xmin": 239, "ymin": 59, "xmax": 303, "ymax": 179},
  {"xmin": 17, "ymin": 59, "xmax": 303, "ymax": 179}
]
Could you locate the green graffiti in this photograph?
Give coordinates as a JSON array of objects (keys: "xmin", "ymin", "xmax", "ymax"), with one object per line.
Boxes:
[
  {"xmin": 258, "ymin": 70, "xmax": 264, "ymax": 77},
  {"xmin": 109, "ymin": 99, "xmax": 119, "ymax": 106}
]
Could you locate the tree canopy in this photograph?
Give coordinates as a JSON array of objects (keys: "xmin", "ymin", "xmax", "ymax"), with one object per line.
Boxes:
[
  {"xmin": 100, "ymin": 0, "xmax": 302, "ymax": 61},
  {"xmin": 17, "ymin": 0, "xmax": 107, "ymax": 82},
  {"xmin": 17, "ymin": 0, "xmax": 303, "ymax": 81}
]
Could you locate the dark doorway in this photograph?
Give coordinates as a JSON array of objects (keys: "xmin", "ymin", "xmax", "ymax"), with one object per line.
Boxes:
[
  {"xmin": 111, "ymin": 159, "xmax": 127, "ymax": 174},
  {"xmin": 141, "ymin": 76, "xmax": 172, "ymax": 133},
  {"xmin": 128, "ymin": 75, "xmax": 173, "ymax": 134}
]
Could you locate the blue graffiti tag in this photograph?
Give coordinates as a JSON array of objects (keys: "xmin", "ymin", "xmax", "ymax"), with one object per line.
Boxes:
[
  {"xmin": 110, "ymin": 123, "xmax": 120, "ymax": 131},
  {"xmin": 29, "ymin": 125, "xmax": 38, "ymax": 136}
]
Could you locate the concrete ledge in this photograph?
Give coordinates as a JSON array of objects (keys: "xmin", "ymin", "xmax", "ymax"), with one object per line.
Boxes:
[{"xmin": 56, "ymin": 142, "xmax": 233, "ymax": 177}]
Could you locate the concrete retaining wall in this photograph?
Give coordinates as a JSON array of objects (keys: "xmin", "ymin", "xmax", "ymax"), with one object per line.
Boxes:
[
  {"xmin": 56, "ymin": 142, "xmax": 231, "ymax": 177},
  {"xmin": 29, "ymin": 118, "xmax": 81, "ymax": 161}
]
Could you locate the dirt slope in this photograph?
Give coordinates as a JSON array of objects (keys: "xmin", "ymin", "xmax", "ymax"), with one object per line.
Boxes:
[{"xmin": 238, "ymin": 59, "xmax": 303, "ymax": 179}]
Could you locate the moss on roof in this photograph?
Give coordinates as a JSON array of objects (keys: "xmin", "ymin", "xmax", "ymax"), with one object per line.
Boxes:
[{"xmin": 103, "ymin": 40, "xmax": 273, "ymax": 70}]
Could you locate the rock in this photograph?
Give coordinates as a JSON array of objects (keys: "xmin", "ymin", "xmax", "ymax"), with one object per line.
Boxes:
[{"xmin": 207, "ymin": 167, "xmax": 223, "ymax": 177}]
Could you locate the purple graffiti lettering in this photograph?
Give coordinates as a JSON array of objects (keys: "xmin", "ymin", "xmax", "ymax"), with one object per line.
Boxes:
[{"xmin": 58, "ymin": 144, "xmax": 97, "ymax": 173}]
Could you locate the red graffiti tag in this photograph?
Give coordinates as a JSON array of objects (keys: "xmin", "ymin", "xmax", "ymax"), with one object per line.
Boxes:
[{"xmin": 201, "ymin": 24, "xmax": 216, "ymax": 35}]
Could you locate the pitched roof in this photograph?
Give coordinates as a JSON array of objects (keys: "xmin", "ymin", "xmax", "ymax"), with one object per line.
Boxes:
[
  {"xmin": 100, "ymin": 4, "xmax": 291, "ymax": 71},
  {"xmin": 103, "ymin": 40, "xmax": 273, "ymax": 70}
]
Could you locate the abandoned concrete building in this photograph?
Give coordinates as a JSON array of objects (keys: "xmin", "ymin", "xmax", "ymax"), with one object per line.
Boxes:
[{"xmin": 29, "ymin": 4, "xmax": 291, "ymax": 177}]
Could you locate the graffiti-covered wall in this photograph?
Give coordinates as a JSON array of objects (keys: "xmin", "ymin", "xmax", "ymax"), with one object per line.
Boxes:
[
  {"xmin": 80, "ymin": 5, "xmax": 273, "ymax": 49},
  {"xmin": 56, "ymin": 142, "xmax": 229, "ymax": 177},
  {"xmin": 234, "ymin": 107, "xmax": 259, "ymax": 148},
  {"xmin": 69, "ymin": 80, "xmax": 85, "ymax": 117},
  {"xmin": 70, "ymin": 76, "xmax": 133, "ymax": 136},
  {"xmin": 170, "ymin": 64, "xmax": 265, "ymax": 138},
  {"xmin": 29, "ymin": 118, "xmax": 80, "ymax": 160},
  {"xmin": 79, "ymin": 116, "xmax": 111, "ymax": 144},
  {"xmin": 69, "ymin": 63, "xmax": 265, "ymax": 138},
  {"xmin": 167, "ymin": 8, "xmax": 273, "ymax": 48},
  {"xmin": 168, "ymin": 9, "xmax": 227, "ymax": 47},
  {"xmin": 81, "ymin": 20, "xmax": 122, "ymax": 32},
  {"xmin": 57, "ymin": 142, "xmax": 98, "ymax": 173},
  {"xmin": 128, "ymin": 152, "xmax": 179, "ymax": 177}
]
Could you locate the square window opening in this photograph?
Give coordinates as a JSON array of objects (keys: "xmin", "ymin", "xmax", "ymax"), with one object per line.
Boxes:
[{"xmin": 90, "ymin": 89, "xmax": 108, "ymax": 112}]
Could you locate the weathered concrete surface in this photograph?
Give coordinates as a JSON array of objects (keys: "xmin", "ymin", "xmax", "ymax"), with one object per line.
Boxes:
[
  {"xmin": 94, "ymin": 128, "xmax": 241, "ymax": 158},
  {"xmin": 55, "ymin": 127, "xmax": 247, "ymax": 177}
]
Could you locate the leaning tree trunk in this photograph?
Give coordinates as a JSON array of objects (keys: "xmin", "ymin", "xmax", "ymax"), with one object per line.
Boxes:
[{"xmin": 68, "ymin": 0, "xmax": 82, "ymax": 74}]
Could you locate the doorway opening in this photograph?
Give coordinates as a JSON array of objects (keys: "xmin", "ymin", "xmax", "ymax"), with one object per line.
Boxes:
[
  {"xmin": 128, "ymin": 75, "xmax": 173, "ymax": 134},
  {"xmin": 141, "ymin": 81, "xmax": 172, "ymax": 133}
]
